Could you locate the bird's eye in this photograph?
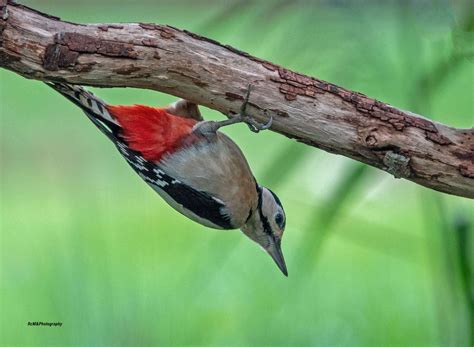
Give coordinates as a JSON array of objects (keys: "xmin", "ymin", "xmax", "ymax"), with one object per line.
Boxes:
[{"xmin": 275, "ymin": 213, "xmax": 284, "ymax": 228}]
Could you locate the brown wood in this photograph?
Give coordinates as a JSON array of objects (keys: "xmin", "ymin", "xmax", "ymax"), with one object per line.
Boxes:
[{"xmin": 1, "ymin": 1, "xmax": 473, "ymax": 198}]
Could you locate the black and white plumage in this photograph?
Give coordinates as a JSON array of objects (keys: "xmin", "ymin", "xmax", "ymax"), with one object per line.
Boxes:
[{"xmin": 46, "ymin": 82, "xmax": 288, "ymax": 275}]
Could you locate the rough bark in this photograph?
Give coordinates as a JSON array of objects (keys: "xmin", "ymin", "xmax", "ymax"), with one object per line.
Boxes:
[{"xmin": 1, "ymin": 1, "xmax": 473, "ymax": 198}]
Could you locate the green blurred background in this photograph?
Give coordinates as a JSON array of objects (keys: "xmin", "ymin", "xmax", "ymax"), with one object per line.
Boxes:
[{"xmin": 1, "ymin": 0, "xmax": 473, "ymax": 346}]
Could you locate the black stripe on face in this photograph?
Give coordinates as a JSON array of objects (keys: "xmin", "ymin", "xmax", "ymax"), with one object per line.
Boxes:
[{"xmin": 257, "ymin": 186, "xmax": 273, "ymax": 236}]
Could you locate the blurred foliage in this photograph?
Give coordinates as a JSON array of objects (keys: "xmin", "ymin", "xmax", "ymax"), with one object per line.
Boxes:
[{"xmin": 1, "ymin": 0, "xmax": 473, "ymax": 346}]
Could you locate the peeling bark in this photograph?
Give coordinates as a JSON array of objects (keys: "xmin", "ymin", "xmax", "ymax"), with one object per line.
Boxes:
[{"xmin": 0, "ymin": 1, "xmax": 473, "ymax": 198}]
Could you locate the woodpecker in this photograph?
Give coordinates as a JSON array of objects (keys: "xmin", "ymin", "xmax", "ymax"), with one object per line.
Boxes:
[{"xmin": 46, "ymin": 83, "xmax": 287, "ymax": 276}]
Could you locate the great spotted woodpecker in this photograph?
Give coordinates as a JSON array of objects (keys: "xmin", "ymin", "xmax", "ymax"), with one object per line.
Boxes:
[{"xmin": 46, "ymin": 83, "xmax": 287, "ymax": 276}]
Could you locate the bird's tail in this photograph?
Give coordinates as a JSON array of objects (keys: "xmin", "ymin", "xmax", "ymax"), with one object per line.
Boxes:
[{"xmin": 45, "ymin": 82, "xmax": 121, "ymax": 141}]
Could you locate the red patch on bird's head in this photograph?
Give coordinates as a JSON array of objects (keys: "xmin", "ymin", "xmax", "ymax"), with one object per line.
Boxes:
[{"xmin": 107, "ymin": 104, "xmax": 198, "ymax": 162}]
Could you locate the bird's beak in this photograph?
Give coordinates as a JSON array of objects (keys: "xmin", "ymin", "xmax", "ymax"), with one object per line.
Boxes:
[{"xmin": 266, "ymin": 238, "xmax": 288, "ymax": 277}]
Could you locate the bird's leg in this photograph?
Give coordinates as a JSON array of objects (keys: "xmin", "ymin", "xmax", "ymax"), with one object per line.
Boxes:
[
  {"xmin": 226, "ymin": 84, "xmax": 273, "ymax": 133},
  {"xmin": 194, "ymin": 85, "xmax": 273, "ymax": 137},
  {"xmin": 231, "ymin": 85, "xmax": 273, "ymax": 133}
]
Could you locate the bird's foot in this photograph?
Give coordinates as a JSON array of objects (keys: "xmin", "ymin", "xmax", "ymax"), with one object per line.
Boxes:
[
  {"xmin": 232, "ymin": 113, "xmax": 273, "ymax": 133},
  {"xmin": 233, "ymin": 84, "xmax": 272, "ymax": 133},
  {"xmin": 193, "ymin": 84, "xmax": 272, "ymax": 137}
]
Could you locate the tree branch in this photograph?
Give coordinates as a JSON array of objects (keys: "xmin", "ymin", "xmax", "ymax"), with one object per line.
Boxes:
[{"xmin": 1, "ymin": 1, "xmax": 473, "ymax": 198}]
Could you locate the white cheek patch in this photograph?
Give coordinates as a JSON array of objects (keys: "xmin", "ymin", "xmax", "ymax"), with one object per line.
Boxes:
[{"xmin": 261, "ymin": 188, "xmax": 285, "ymax": 234}]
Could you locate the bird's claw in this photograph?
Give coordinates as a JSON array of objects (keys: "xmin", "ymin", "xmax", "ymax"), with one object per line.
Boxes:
[
  {"xmin": 238, "ymin": 84, "xmax": 272, "ymax": 133},
  {"xmin": 205, "ymin": 84, "xmax": 272, "ymax": 135},
  {"xmin": 242, "ymin": 115, "xmax": 273, "ymax": 133}
]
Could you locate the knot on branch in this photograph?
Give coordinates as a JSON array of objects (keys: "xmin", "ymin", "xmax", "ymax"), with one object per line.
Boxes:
[{"xmin": 383, "ymin": 151, "xmax": 411, "ymax": 179}]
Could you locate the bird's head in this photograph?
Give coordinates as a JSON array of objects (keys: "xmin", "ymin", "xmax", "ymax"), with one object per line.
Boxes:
[{"xmin": 241, "ymin": 186, "xmax": 287, "ymax": 276}]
